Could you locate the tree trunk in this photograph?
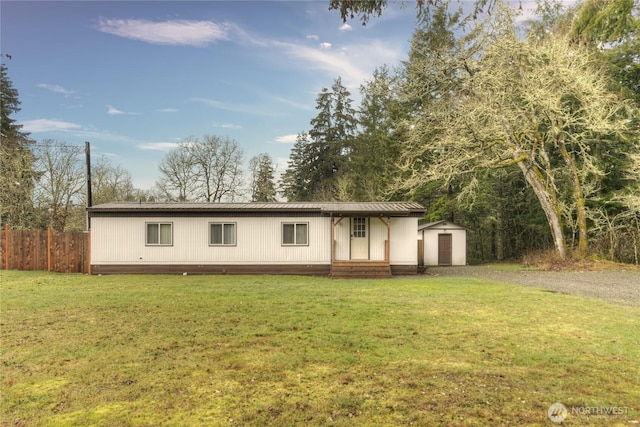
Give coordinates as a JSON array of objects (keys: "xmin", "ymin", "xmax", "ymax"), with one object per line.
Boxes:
[
  {"xmin": 517, "ymin": 160, "xmax": 567, "ymax": 259},
  {"xmin": 558, "ymin": 136, "xmax": 588, "ymax": 258}
]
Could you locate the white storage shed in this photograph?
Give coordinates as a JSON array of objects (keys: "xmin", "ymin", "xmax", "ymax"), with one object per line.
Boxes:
[{"xmin": 419, "ymin": 220, "xmax": 470, "ymax": 266}]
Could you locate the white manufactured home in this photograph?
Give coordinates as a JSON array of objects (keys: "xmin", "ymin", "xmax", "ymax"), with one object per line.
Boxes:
[
  {"xmin": 418, "ymin": 220, "xmax": 470, "ymax": 266},
  {"xmin": 88, "ymin": 202, "xmax": 425, "ymax": 278}
]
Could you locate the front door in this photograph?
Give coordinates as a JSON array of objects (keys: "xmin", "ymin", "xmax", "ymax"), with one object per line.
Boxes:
[
  {"xmin": 438, "ymin": 234, "xmax": 452, "ymax": 266},
  {"xmin": 350, "ymin": 217, "xmax": 369, "ymax": 260}
]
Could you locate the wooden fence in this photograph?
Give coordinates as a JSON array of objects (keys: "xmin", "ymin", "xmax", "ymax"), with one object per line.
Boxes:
[{"xmin": 1, "ymin": 225, "xmax": 89, "ymax": 273}]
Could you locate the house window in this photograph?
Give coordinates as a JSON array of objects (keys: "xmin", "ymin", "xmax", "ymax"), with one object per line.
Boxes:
[
  {"xmin": 210, "ymin": 223, "xmax": 236, "ymax": 246},
  {"xmin": 353, "ymin": 217, "xmax": 366, "ymax": 238},
  {"xmin": 282, "ymin": 222, "xmax": 308, "ymax": 246},
  {"xmin": 146, "ymin": 222, "xmax": 172, "ymax": 246}
]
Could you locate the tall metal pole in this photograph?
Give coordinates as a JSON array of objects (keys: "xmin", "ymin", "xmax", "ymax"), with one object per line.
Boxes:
[{"xmin": 85, "ymin": 141, "xmax": 92, "ymax": 230}]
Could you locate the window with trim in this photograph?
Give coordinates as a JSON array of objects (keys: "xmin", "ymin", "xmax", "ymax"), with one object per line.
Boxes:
[
  {"xmin": 210, "ymin": 222, "xmax": 236, "ymax": 246},
  {"xmin": 353, "ymin": 217, "xmax": 366, "ymax": 238},
  {"xmin": 146, "ymin": 222, "xmax": 172, "ymax": 246},
  {"xmin": 282, "ymin": 222, "xmax": 308, "ymax": 246}
]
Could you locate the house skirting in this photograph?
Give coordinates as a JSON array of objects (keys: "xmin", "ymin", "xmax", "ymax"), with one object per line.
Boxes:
[
  {"xmin": 91, "ymin": 264, "xmax": 331, "ymax": 276},
  {"xmin": 90, "ymin": 263, "xmax": 418, "ymax": 276}
]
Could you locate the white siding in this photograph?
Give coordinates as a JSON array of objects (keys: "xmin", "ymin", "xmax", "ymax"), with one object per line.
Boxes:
[
  {"xmin": 333, "ymin": 218, "xmax": 350, "ymax": 261},
  {"xmin": 91, "ymin": 216, "xmax": 331, "ymax": 265},
  {"xmin": 369, "ymin": 218, "xmax": 388, "ymax": 261},
  {"xmin": 92, "ymin": 214, "xmax": 422, "ymax": 267},
  {"xmin": 423, "ymin": 225, "xmax": 467, "ymax": 266},
  {"xmin": 389, "ymin": 217, "xmax": 418, "ymax": 265}
]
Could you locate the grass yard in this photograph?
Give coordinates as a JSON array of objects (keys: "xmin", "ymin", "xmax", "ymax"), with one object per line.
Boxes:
[{"xmin": 1, "ymin": 271, "xmax": 639, "ymax": 426}]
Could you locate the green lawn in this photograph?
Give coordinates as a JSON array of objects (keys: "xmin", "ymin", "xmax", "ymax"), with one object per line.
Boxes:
[{"xmin": 1, "ymin": 271, "xmax": 638, "ymax": 426}]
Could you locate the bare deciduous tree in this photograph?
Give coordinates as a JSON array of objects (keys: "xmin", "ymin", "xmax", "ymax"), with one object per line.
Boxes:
[
  {"xmin": 156, "ymin": 142, "xmax": 197, "ymax": 202},
  {"xmin": 33, "ymin": 140, "xmax": 84, "ymax": 231},
  {"xmin": 92, "ymin": 156, "xmax": 138, "ymax": 205},
  {"xmin": 156, "ymin": 135, "xmax": 244, "ymax": 202}
]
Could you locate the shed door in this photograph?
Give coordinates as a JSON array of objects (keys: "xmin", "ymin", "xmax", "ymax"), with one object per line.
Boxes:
[
  {"xmin": 350, "ymin": 217, "xmax": 369, "ymax": 260},
  {"xmin": 438, "ymin": 234, "xmax": 452, "ymax": 266}
]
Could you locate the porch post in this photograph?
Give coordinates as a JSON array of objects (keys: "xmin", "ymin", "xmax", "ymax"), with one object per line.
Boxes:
[
  {"xmin": 386, "ymin": 217, "xmax": 390, "ymax": 262},
  {"xmin": 331, "ymin": 216, "xmax": 335, "ymax": 264}
]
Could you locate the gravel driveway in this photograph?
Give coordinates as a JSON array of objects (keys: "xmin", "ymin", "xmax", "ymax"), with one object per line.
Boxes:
[{"xmin": 425, "ymin": 266, "xmax": 640, "ymax": 306}]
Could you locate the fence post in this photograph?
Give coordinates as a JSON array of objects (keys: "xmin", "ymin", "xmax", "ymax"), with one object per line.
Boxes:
[
  {"xmin": 4, "ymin": 224, "xmax": 8, "ymax": 270},
  {"xmin": 87, "ymin": 230, "xmax": 91, "ymax": 275},
  {"xmin": 47, "ymin": 227, "xmax": 52, "ymax": 272}
]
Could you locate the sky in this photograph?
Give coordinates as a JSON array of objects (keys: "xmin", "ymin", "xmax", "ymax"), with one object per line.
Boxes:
[
  {"xmin": 1, "ymin": 0, "xmax": 419, "ymax": 191},
  {"xmin": 1, "ymin": 1, "xmax": 575, "ymax": 192}
]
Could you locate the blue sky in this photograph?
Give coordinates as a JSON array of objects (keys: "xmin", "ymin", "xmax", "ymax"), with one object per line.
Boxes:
[{"xmin": 2, "ymin": 0, "xmax": 418, "ymax": 190}]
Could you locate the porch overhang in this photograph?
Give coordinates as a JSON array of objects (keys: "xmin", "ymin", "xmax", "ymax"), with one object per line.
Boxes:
[{"xmin": 320, "ymin": 202, "xmax": 425, "ymax": 218}]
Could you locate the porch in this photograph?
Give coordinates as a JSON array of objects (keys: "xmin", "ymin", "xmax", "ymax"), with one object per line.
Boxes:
[
  {"xmin": 330, "ymin": 215, "xmax": 392, "ymax": 278},
  {"xmin": 330, "ymin": 260, "xmax": 392, "ymax": 279}
]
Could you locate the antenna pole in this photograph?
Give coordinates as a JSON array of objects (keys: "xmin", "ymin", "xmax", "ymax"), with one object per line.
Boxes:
[{"xmin": 85, "ymin": 141, "xmax": 92, "ymax": 230}]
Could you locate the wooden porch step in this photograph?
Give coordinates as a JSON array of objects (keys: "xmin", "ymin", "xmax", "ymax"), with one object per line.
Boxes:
[
  {"xmin": 331, "ymin": 261, "xmax": 392, "ymax": 279},
  {"xmin": 332, "ymin": 261, "xmax": 389, "ymax": 267}
]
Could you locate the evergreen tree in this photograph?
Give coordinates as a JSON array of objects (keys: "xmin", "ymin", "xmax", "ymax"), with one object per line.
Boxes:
[
  {"xmin": 308, "ymin": 86, "xmax": 336, "ymax": 195},
  {"xmin": 348, "ymin": 66, "xmax": 405, "ymax": 201},
  {"xmin": 249, "ymin": 153, "xmax": 277, "ymax": 202},
  {"xmin": 570, "ymin": 0, "xmax": 639, "ymax": 103},
  {"xmin": 0, "ymin": 63, "xmax": 37, "ymax": 228},
  {"xmin": 280, "ymin": 132, "xmax": 316, "ymax": 201},
  {"xmin": 282, "ymin": 78, "xmax": 358, "ymax": 201}
]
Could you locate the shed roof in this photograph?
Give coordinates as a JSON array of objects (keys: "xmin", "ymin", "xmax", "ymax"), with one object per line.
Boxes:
[
  {"xmin": 88, "ymin": 202, "xmax": 425, "ymax": 217},
  {"xmin": 418, "ymin": 220, "xmax": 472, "ymax": 231}
]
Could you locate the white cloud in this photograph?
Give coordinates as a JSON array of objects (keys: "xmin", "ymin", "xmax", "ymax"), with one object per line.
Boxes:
[
  {"xmin": 107, "ymin": 105, "xmax": 140, "ymax": 115},
  {"xmin": 21, "ymin": 118, "xmax": 82, "ymax": 133},
  {"xmin": 273, "ymin": 96, "xmax": 313, "ymax": 111},
  {"xmin": 107, "ymin": 106, "xmax": 124, "ymax": 115},
  {"xmin": 20, "ymin": 118, "xmax": 140, "ymax": 144},
  {"xmin": 157, "ymin": 108, "xmax": 178, "ymax": 113},
  {"xmin": 97, "ymin": 18, "xmax": 233, "ymax": 46},
  {"xmin": 191, "ymin": 97, "xmax": 280, "ymax": 117},
  {"xmin": 192, "ymin": 98, "xmax": 225, "ymax": 109},
  {"xmin": 259, "ymin": 31, "xmax": 404, "ymax": 90},
  {"xmin": 37, "ymin": 83, "xmax": 76, "ymax": 97},
  {"xmin": 137, "ymin": 142, "xmax": 181, "ymax": 151},
  {"xmin": 274, "ymin": 41, "xmax": 374, "ymax": 88},
  {"xmin": 339, "ymin": 23, "xmax": 352, "ymax": 31},
  {"xmin": 212, "ymin": 121, "xmax": 242, "ymax": 130},
  {"xmin": 306, "ymin": 34, "xmax": 319, "ymax": 41},
  {"xmin": 274, "ymin": 134, "xmax": 298, "ymax": 144}
]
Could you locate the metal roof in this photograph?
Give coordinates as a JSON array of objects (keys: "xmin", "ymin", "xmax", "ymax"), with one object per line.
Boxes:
[
  {"xmin": 418, "ymin": 220, "xmax": 472, "ymax": 231},
  {"xmin": 88, "ymin": 202, "xmax": 425, "ymax": 216}
]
